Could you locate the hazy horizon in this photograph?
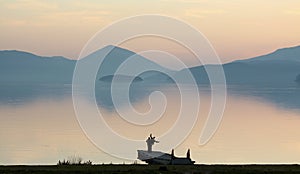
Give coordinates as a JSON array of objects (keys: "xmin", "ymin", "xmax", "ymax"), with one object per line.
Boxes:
[
  {"xmin": 1, "ymin": 44, "xmax": 299, "ymax": 65},
  {"xmin": 1, "ymin": 0, "xmax": 300, "ymax": 63}
]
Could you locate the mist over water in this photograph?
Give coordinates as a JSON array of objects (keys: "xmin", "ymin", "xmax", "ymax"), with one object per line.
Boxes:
[{"xmin": 1, "ymin": 84, "xmax": 300, "ymax": 164}]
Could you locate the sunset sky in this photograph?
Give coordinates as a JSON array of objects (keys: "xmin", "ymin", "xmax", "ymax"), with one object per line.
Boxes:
[{"xmin": 0, "ymin": 0, "xmax": 299, "ymax": 63}]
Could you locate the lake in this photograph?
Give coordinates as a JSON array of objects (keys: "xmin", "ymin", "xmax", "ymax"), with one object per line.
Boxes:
[{"xmin": 0, "ymin": 83, "xmax": 300, "ymax": 164}]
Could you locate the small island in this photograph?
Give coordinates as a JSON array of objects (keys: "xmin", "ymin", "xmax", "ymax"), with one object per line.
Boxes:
[
  {"xmin": 296, "ymin": 74, "xmax": 300, "ymax": 83},
  {"xmin": 99, "ymin": 75, "xmax": 143, "ymax": 83}
]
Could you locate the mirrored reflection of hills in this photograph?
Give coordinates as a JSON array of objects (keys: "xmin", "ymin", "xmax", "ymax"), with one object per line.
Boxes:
[
  {"xmin": 228, "ymin": 84, "xmax": 300, "ymax": 110},
  {"xmin": 0, "ymin": 45, "xmax": 300, "ymax": 110},
  {"xmin": 176, "ymin": 45, "xmax": 300, "ymax": 110}
]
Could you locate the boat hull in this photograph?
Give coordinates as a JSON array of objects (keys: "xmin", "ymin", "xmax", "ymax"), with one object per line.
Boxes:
[{"xmin": 137, "ymin": 150, "xmax": 195, "ymax": 165}]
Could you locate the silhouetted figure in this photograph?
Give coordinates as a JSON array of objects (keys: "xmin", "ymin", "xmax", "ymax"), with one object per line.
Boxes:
[
  {"xmin": 146, "ymin": 133, "xmax": 159, "ymax": 152},
  {"xmin": 186, "ymin": 149, "xmax": 190, "ymax": 159},
  {"xmin": 171, "ymin": 149, "xmax": 175, "ymax": 160},
  {"xmin": 138, "ymin": 135, "xmax": 195, "ymax": 164}
]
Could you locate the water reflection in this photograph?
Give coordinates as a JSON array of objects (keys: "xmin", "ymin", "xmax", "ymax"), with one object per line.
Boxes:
[
  {"xmin": 228, "ymin": 84, "xmax": 300, "ymax": 111},
  {"xmin": 1, "ymin": 84, "xmax": 300, "ymax": 164},
  {"xmin": 0, "ymin": 99, "xmax": 123, "ymax": 165},
  {"xmin": 1, "ymin": 82, "xmax": 299, "ymax": 112},
  {"xmin": 94, "ymin": 82, "xmax": 173, "ymax": 111},
  {"xmin": 0, "ymin": 83, "xmax": 72, "ymax": 105}
]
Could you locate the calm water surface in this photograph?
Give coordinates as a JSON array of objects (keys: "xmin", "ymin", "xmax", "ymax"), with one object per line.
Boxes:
[{"xmin": 1, "ymin": 84, "xmax": 300, "ymax": 164}]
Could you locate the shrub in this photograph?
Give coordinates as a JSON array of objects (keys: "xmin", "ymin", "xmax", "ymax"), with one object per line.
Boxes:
[{"xmin": 57, "ymin": 155, "xmax": 92, "ymax": 165}]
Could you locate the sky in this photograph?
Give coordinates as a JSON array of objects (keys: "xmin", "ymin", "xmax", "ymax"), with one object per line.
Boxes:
[{"xmin": 0, "ymin": 0, "xmax": 299, "ymax": 63}]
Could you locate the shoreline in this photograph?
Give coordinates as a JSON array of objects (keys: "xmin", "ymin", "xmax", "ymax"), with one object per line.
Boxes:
[{"xmin": 1, "ymin": 164, "xmax": 300, "ymax": 174}]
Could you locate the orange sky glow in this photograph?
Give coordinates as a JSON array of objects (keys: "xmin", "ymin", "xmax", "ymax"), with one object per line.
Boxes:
[{"xmin": 0, "ymin": 0, "xmax": 299, "ymax": 63}]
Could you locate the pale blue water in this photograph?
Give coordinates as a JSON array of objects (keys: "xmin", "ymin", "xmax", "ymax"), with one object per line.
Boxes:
[{"xmin": 1, "ymin": 83, "xmax": 300, "ymax": 164}]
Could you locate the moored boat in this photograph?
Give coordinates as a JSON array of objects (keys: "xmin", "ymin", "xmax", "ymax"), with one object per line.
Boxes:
[{"xmin": 137, "ymin": 134, "xmax": 195, "ymax": 165}]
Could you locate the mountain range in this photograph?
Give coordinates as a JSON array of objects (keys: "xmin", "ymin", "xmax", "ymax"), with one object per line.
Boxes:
[
  {"xmin": 176, "ymin": 45, "xmax": 300, "ymax": 85},
  {"xmin": 0, "ymin": 50, "xmax": 75, "ymax": 83},
  {"xmin": 0, "ymin": 45, "xmax": 299, "ymax": 85}
]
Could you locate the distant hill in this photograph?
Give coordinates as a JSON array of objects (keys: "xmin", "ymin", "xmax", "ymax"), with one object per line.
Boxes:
[
  {"xmin": 0, "ymin": 50, "xmax": 75, "ymax": 83},
  {"xmin": 176, "ymin": 45, "xmax": 300, "ymax": 85},
  {"xmin": 79, "ymin": 45, "xmax": 172, "ymax": 81},
  {"xmin": 236, "ymin": 45, "xmax": 300, "ymax": 63},
  {"xmin": 1, "ymin": 45, "xmax": 300, "ymax": 110},
  {"xmin": 1, "ymin": 45, "xmax": 299, "ymax": 85},
  {"xmin": 99, "ymin": 75, "xmax": 143, "ymax": 83},
  {"xmin": 0, "ymin": 46, "xmax": 172, "ymax": 84}
]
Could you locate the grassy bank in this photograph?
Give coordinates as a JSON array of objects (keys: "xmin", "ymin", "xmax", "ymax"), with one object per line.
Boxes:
[{"xmin": 1, "ymin": 164, "xmax": 300, "ymax": 174}]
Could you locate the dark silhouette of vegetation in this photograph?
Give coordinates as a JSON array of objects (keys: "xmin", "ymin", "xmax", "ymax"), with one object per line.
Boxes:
[
  {"xmin": 57, "ymin": 155, "xmax": 92, "ymax": 165},
  {"xmin": 2, "ymin": 164, "xmax": 300, "ymax": 174}
]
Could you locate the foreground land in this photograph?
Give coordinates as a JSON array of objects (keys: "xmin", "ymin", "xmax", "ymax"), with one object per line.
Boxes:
[{"xmin": 1, "ymin": 164, "xmax": 300, "ymax": 174}]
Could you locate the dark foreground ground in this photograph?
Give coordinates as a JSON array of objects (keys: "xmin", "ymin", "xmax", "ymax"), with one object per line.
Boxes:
[{"xmin": 1, "ymin": 164, "xmax": 300, "ymax": 174}]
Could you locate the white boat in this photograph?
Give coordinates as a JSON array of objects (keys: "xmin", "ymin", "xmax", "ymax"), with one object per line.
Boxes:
[{"xmin": 137, "ymin": 134, "xmax": 195, "ymax": 165}]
